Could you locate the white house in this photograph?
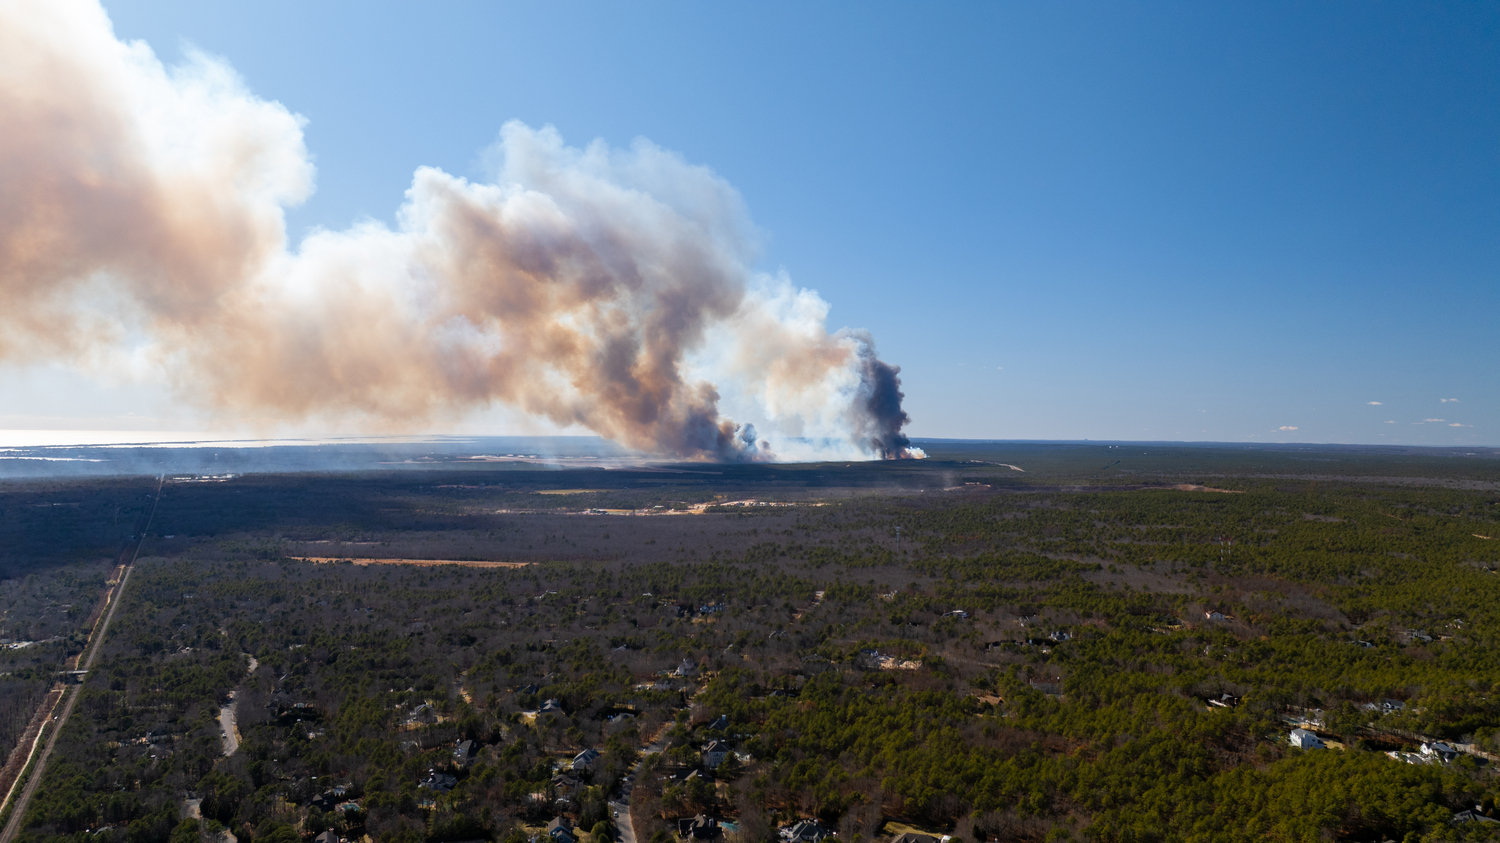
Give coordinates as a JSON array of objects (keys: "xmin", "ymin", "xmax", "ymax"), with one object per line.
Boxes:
[
  {"xmin": 1421, "ymin": 741, "xmax": 1458, "ymax": 763},
  {"xmin": 1289, "ymin": 728, "xmax": 1324, "ymax": 749},
  {"xmin": 702, "ymin": 740, "xmax": 729, "ymax": 769}
]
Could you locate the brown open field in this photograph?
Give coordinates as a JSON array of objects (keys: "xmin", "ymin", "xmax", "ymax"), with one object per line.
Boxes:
[{"xmin": 290, "ymin": 556, "xmax": 533, "ymax": 568}]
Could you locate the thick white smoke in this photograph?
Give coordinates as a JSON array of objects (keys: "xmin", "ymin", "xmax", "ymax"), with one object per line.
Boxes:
[{"xmin": 0, "ymin": 0, "xmax": 915, "ymax": 461}]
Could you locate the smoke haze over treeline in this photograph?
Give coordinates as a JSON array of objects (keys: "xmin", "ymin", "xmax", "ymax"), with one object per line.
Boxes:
[{"xmin": 0, "ymin": 0, "xmax": 917, "ymax": 462}]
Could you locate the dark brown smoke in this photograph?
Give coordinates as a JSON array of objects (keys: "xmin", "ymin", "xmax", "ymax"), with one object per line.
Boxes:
[{"xmin": 856, "ymin": 353, "xmax": 914, "ymax": 460}]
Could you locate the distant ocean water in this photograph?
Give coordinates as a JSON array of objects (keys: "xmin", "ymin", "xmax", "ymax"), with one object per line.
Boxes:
[{"xmin": 0, "ymin": 432, "xmax": 637, "ymax": 478}]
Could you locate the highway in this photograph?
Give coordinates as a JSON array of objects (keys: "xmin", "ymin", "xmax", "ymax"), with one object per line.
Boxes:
[{"xmin": 0, "ymin": 476, "xmax": 161, "ymax": 843}]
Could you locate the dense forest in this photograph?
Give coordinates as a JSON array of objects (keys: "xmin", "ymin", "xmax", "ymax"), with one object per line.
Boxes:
[{"xmin": 1, "ymin": 442, "xmax": 1498, "ymax": 843}]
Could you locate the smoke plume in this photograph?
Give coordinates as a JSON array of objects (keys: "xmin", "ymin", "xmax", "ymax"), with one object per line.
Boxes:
[{"xmin": 0, "ymin": 0, "xmax": 918, "ymax": 461}]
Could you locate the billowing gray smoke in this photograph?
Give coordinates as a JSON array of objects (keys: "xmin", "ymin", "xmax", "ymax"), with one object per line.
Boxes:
[{"xmin": 0, "ymin": 0, "xmax": 919, "ymax": 461}]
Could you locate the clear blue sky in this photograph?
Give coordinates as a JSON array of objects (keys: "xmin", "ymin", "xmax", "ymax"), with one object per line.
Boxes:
[{"xmin": 12, "ymin": 1, "xmax": 1499, "ymax": 446}]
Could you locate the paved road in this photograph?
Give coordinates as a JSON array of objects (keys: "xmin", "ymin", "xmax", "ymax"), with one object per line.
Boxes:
[
  {"xmin": 0, "ymin": 477, "xmax": 160, "ymax": 843},
  {"xmin": 614, "ymin": 728, "xmax": 671, "ymax": 843},
  {"xmin": 218, "ymin": 655, "xmax": 257, "ymax": 757},
  {"xmin": 219, "ymin": 694, "xmax": 240, "ymax": 756}
]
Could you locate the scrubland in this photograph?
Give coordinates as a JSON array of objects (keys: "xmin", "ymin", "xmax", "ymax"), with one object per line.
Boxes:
[{"xmin": 1, "ymin": 441, "xmax": 1499, "ymax": 842}]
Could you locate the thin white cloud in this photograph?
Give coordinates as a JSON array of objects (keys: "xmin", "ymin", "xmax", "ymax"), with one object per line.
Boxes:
[
  {"xmin": 1278, "ymin": 426, "xmax": 1298, "ymax": 431},
  {"xmin": 1384, "ymin": 420, "xmax": 1396, "ymax": 424},
  {"xmin": 1367, "ymin": 401, "xmax": 1382, "ymax": 405},
  {"xmin": 1449, "ymin": 423, "xmax": 1470, "ymax": 427},
  {"xmin": 1441, "ymin": 398, "xmax": 1459, "ymax": 403},
  {"xmin": 1425, "ymin": 418, "xmax": 1445, "ymax": 423}
]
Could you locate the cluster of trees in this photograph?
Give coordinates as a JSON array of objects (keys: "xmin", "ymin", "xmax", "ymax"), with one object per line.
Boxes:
[{"xmin": 1, "ymin": 455, "xmax": 1499, "ymax": 842}]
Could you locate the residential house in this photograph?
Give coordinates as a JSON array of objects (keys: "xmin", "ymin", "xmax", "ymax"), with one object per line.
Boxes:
[
  {"xmin": 1386, "ymin": 750, "xmax": 1430, "ymax": 765},
  {"xmin": 314, "ymin": 833, "xmax": 341, "ymax": 843},
  {"xmin": 540, "ymin": 699, "xmax": 564, "ymax": 714},
  {"xmin": 1421, "ymin": 741, "xmax": 1458, "ymax": 763},
  {"xmin": 702, "ymin": 740, "xmax": 729, "ymax": 769},
  {"xmin": 1452, "ymin": 809, "xmax": 1499, "ymax": 826},
  {"xmin": 891, "ymin": 834, "xmax": 938, "ymax": 843},
  {"xmin": 706, "ymin": 714, "xmax": 729, "ymax": 732},
  {"xmin": 547, "ymin": 817, "xmax": 577, "ymax": 843},
  {"xmin": 453, "ymin": 739, "xmax": 477, "ymax": 765},
  {"xmin": 783, "ymin": 820, "xmax": 831, "ymax": 843},
  {"xmin": 419, "ymin": 770, "xmax": 457, "ymax": 792},
  {"xmin": 677, "ymin": 815, "xmax": 722, "ymax": 840},
  {"xmin": 551, "ymin": 773, "xmax": 581, "ymax": 799},
  {"xmin": 406, "ymin": 703, "xmax": 438, "ymax": 726},
  {"xmin": 572, "ymin": 747, "xmax": 600, "ymax": 772},
  {"xmin": 1289, "ymin": 728, "xmax": 1324, "ymax": 750},
  {"xmin": 676, "ymin": 659, "xmax": 699, "ymax": 678}
]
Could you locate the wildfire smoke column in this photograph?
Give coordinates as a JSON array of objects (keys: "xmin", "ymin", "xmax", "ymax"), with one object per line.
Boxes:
[{"xmin": 0, "ymin": 0, "xmax": 917, "ymax": 461}]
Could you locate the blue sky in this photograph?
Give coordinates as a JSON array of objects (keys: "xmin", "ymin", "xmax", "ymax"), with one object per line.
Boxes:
[{"xmin": 7, "ymin": 1, "xmax": 1497, "ymax": 446}]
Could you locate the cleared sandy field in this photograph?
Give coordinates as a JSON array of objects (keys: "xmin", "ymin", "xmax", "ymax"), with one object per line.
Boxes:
[{"xmin": 291, "ymin": 557, "xmax": 533, "ymax": 568}]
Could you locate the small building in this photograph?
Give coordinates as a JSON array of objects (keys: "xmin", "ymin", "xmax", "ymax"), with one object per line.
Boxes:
[
  {"xmin": 1204, "ymin": 611, "xmax": 1228, "ymax": 622},
  {"xmin": 783, "ymin": 820, "xmax": 831, "ymax": 843},
  {"xmin": 572, "ymin": 747, "xmax": 600, "ymax": 771},
  {"xmin": 1421, "ymin": 741, "xmax": 1458, "ymax": 763},
  {"xmin": 407, "ymin": 703, "xmax": 438, "ymax": 725},
  {"xmin": 547, "ymin": 817, "xmax": 577, "ymax": 843},
  {"xmin": 1207, "ymin": 693, "xmax": 1239, "ymax": 709},
  {"xmin": 676, "ymin": 659, "xmax": 699, "ymax": 678},
  {"xmin": 453, "ymin": 739, "xmax": 476, "ymax": 765},
  {"xmin": 419, "ymin": 770, "xmax": 457, "ymax": 792},
  {"xmin": 943, "ymin": 610, "xmax": 969, "ymax": 619},
  {"xmin": 552, "ymin": 773, "xmax": 581, "ymax": 797},
  {"xmin": 702, "ymin": 740, "xmax": 729, "ymax": 769},
  {"xmin": 678, "ymin": 815, "xmax": 722, "ymax": 840},
  {"xmin": 1386, "ymin": 750, "xmax": 1430, "ymax": 765},
  {"xmin": 1289, "ymin": 728, "xmax": 1324, "ymax": 750},
  {"xmin": 891, "ymin": 834, "xmax": 938, "ymax": 843},
  {"xmin": 540, "ymin": 698, "xmax": 564, "ymax": 714},
  {"xmin": 706, "ymin": 714, "xmax": 729, "ymax": 732},
  {"xmin": 314, "ymin": 832, "xmax": 341, "ymax": 843}
]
